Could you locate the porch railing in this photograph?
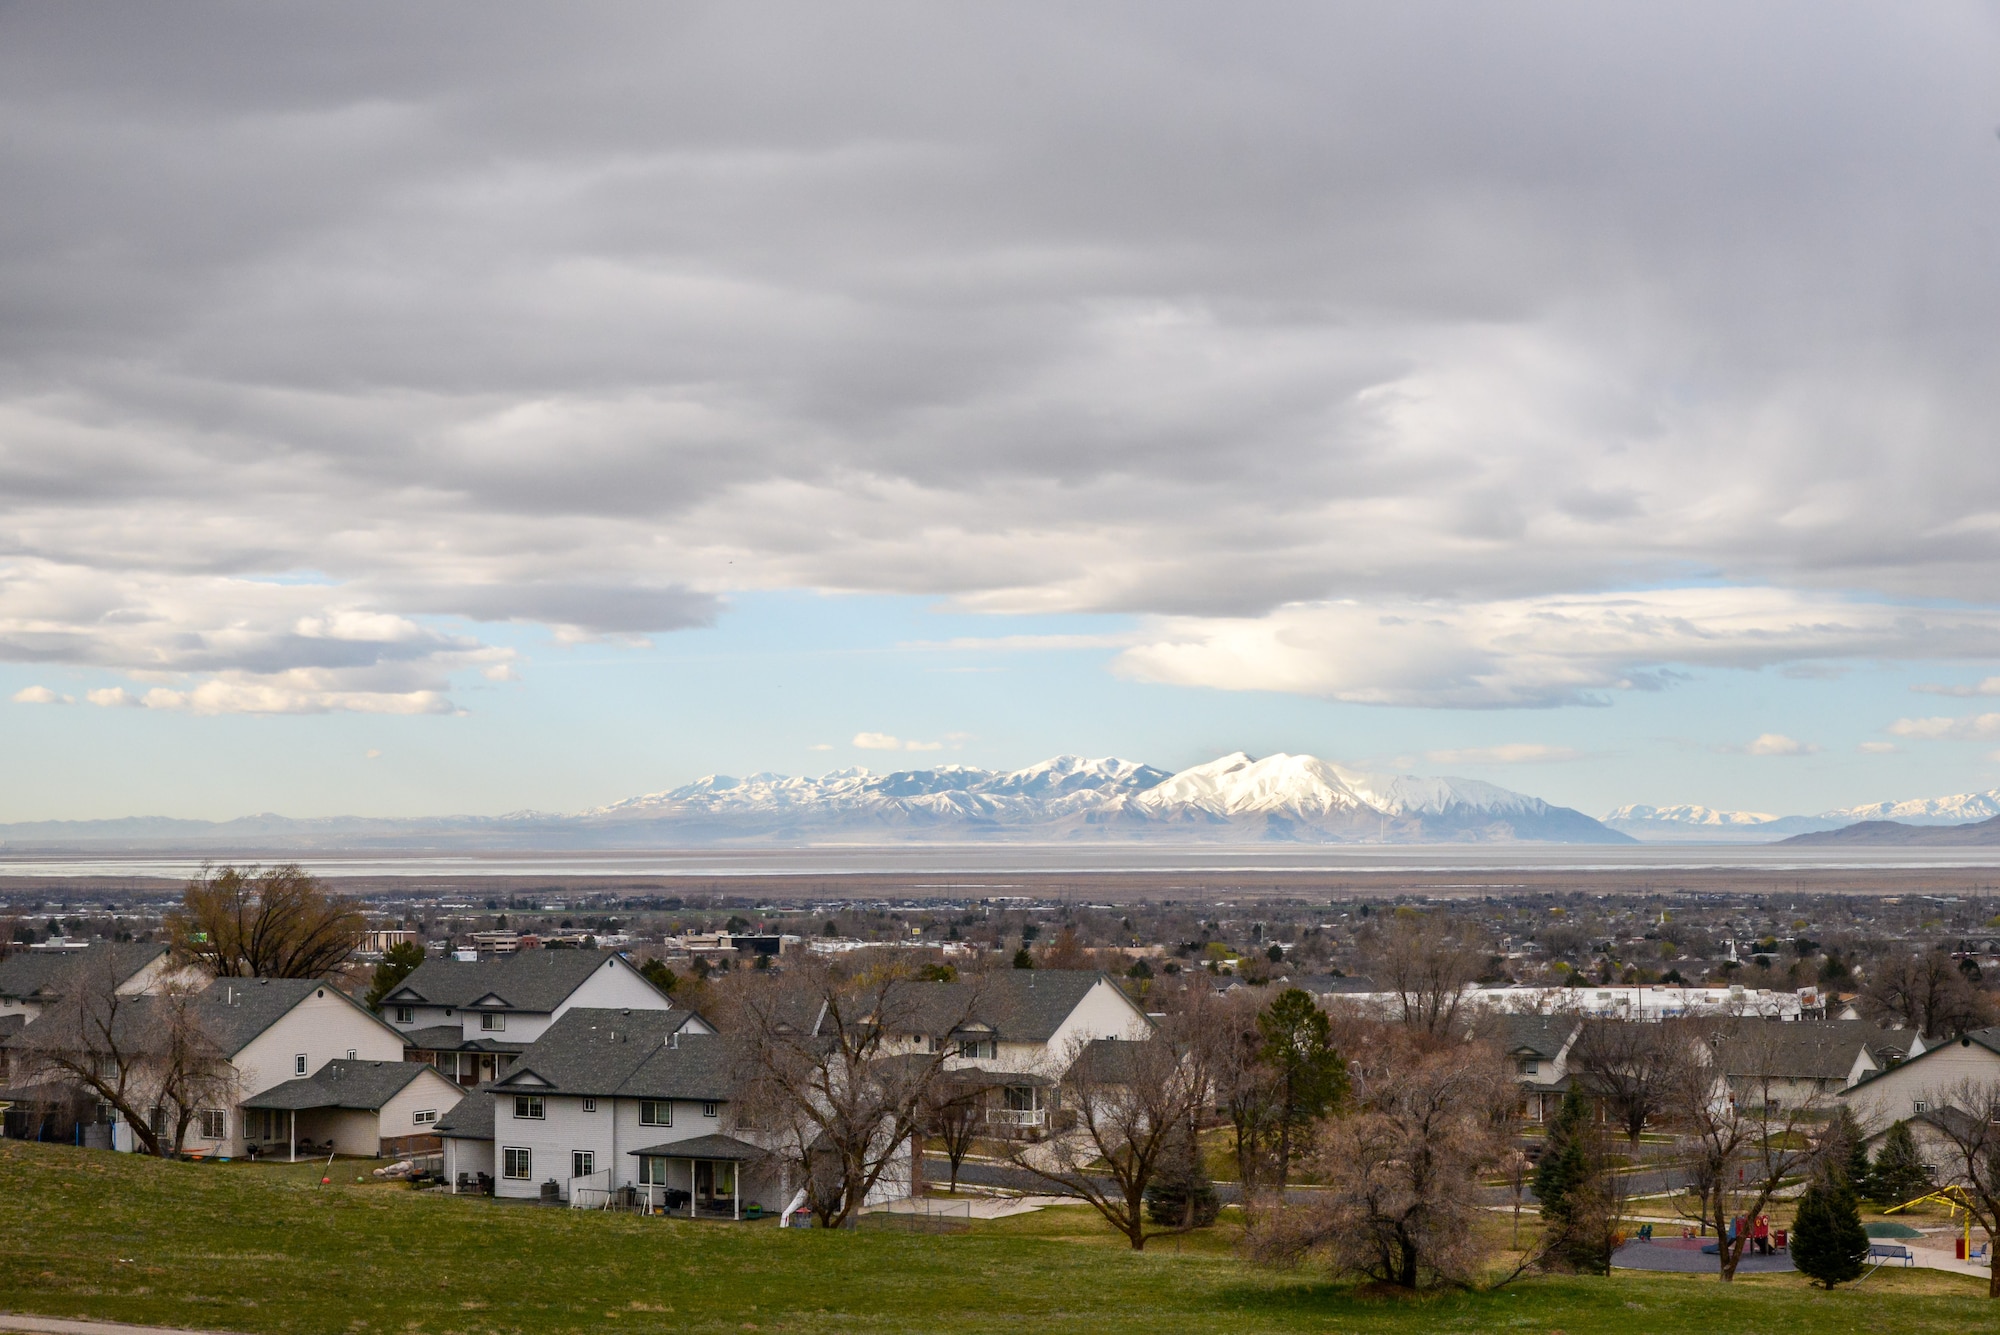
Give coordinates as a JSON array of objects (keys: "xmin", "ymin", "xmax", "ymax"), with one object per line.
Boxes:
[{"xmin": 985, "ymin": 1108, "xmax": 1046, "ymax": 1128}]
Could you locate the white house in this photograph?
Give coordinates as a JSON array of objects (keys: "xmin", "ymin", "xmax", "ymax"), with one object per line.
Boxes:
[
  {"xmin": 240, "ymin": 1059, "xmax": 466, "ymax": 1159},
  {"xmin": 868, "ymin": 970, "xmax": 1155, "ymax": 1134},
  {"xmin": 1476, "ymin": 1013, "xmax": 1582, "ymax": 1122},
  {"xmin": 379, "ymin": 950, "xmax": 674, "ymax": 1087},
  {"xmin": 477, "ymin": 1007, "xmax": 770, "ymax": 1213},
  {"xmin": 1841, "ymin": 1026, "xmax": 2000, "ymax": 1140}
]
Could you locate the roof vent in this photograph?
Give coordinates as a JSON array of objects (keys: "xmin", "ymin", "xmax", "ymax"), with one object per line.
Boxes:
[{"xmin": 670, "ymin": 1032, "xmax": 680, "ymax": 1049}]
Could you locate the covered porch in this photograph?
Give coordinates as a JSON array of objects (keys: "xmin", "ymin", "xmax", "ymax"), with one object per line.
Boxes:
[{"xmin": 629, "ymin": 1134, "xmax": 771, "ymax": 1221}]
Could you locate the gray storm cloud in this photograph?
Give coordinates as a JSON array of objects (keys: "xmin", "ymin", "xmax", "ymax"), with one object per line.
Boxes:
[{"xmin": 2, "ymin": 2, "xmax": 1999, "ymax": 710}]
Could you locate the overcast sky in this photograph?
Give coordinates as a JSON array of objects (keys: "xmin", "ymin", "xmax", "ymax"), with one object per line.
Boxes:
[{"xmin": 6, "ymin": 2, "xmax": 2000, "ymax": 821}]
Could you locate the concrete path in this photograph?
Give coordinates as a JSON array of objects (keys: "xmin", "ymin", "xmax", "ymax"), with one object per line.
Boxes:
[{"xmin": 1, "ymin": 1315, "xmax": 230, "ymax": 1335}]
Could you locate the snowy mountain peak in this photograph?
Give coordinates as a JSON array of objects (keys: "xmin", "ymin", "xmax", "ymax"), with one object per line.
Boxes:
[
  {"xmin": 1133, "ymin": 753, "xmax": 1374, "ymax": 819},
  {"xmin": 1604, "ymin": 803, "xmax": 1780, "ymax": 827}
]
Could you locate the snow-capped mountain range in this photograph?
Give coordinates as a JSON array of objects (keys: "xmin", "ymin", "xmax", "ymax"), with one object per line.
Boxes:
[
  {"xmin": 1604, "ymin": 789, "xmax": 2000, "ymax": 841},
  {"xmin": 587, "ymin": 751, "xmax": 1631, "ymax": 844}
]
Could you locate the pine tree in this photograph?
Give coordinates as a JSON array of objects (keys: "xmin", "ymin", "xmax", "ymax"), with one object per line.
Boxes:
[
  {"xmin": 1832, "ymin": 1105, "xmax": 1871, "ymax": 1195},
  {"xmin": 1868, "ymin": 1120, "xmax": 1930, "ymax": 1206},
  {"xmin": 1256, "ymin": 988, "xmax": 1351, "ymax": 1188},
  {"xmin": 1535, "ymin": 1085, "xmax": 1602, "ymax": 1270},
  {"xmin": 1792, "ymin": 1171, "xmax": 1869, "ymax": 1288}
]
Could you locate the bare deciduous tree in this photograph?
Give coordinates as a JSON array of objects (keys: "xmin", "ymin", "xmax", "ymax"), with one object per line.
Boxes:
[
  {"xmin": 1005, "ymin": 989, "xmax": 1209, "ymax": 1250},
  {"xmin": 1569, "ymin": 1017, "xmax": 1694, "ymax": 1145},
  {"xmin": 922, "ymin": 1072, "xmax": 989, "ymax": 1194},
  {"xmin": 1916, "ymin": 1078, "xmax": 2000, "ymax": 1299},
  {"xmin": 1669, "ymin": 1022, "xmax": 1825, "ymax": 1282},
  {"xmin": 1368, "ymin": 912, "xmax": 1483, "ymax": 1040},
  {"xmin": 733, "ymin": 959, "xmax": 984, "ymax": 1228},
  {"xmin": 12, "ymin": 953, "xmax": 232, "ymax": 1157},
  {"xmin": 167, "ymin": 864, "xmax": 364, "ymax": 979},
  {"xmin": 1862, "ymin": 950, "xmax": 1992, "ymax": 1039},
  {"xmin": 1250, "ymin": 1041, "xmax": 1513, "ymax": 1289}
]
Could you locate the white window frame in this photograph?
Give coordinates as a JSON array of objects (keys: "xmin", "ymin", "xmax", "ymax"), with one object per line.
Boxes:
[
  {"xmin": 294, "ymin": 1053, "xmax": 308, "ymax": 1076},
  {"xmin": 481, "ymin": 1012, "xmax": 506, "ymax": 1032},
  {"xmin": 582, "ymin": 1097, "xmax": 597, "ymax": 1113},
  {"xmin": 640, "ymin": 1100, "xmax": 671, "ymax": 1126},
  {"xmin": 394, "ymin": 1005, "xmax": 415, "ymax": 1024},
  {"xmin": 639, "ymin": 1155, "xmax": 668, "ymax": 1186},
  {"xmin": 701, "ymin": 1101, "xmax": 718, "ymax": 1119},
  {"xmin": 412, "ymin": 1109, "xmax": 437, "ymax": 1126},
  {"xmin": 199, "ymin": 1108, "xmax": 227, "ymax": 1140},
  {"xmin": 502, "ymin": 1146, "xmax": 532, "ymax": 1179},
  {"xmin": 572, "ymin": 1150, "xmax": 595, "ymax": 1179},
  {"xmin": 514, "ymin": 1094, "xmax": 545, "ymax": 1120}
]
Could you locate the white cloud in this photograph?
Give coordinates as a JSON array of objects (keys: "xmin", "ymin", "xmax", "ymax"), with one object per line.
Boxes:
[
  {"xmin": 1857, "ymin": 741, "xmax": 1899, "ymax": 754},
  {"xmin": 1887, "ymin": 713, "xmax": 2000, "ymax": 741},
  {"xmin": 852, "ymin": 732, "xmax": 944, "ymax": 752},
  {"xmin": 1111, "ymin": 588, "xmax": 2000, "ymax": 709},
  {"xmin": 806, "ymin": 743, "xmax": 834, "ymax": 751},
  {"xmin": 1423, "ymin": 744, "xmax": 1585, "ymax": 765},
  {"xmin": 365, "ymin": 749, "xmax": 383, "ymax": 759},
  {"xmin": 1912, "ymin": 677, "xmax": 2000, "ymax": 698},
  {"xmin": 12, "ymin": 685, "xmax": 69, "ymax": 704},
  {"xmin": 86, "ymin": 687, "xmax": 138, "ymax": 708},
  {"xmin": 1741, "ymin": 733, "xmax": 1817, "ymax": 757}
]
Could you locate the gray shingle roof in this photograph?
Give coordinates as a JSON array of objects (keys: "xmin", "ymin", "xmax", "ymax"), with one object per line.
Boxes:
[
  {"xmin": 1476, "ymin": 1013, "xmax": 1581, "ymax": 1059},
  {"xmin": 628, "ymin": 1133, "xmax": 762, "ymax": 1160},
  {"xmin": 397, "ymin": 1024, "xmax": 530, "ymax": 1054},
  {"xmin": 1291, "ymin": 973, "xmax": 1379, "ymax": 995},
  {"xmin": 0, "ymin": 942, "xmax": 167, "ymax": 1004},
  {"xmin": 494, "ymin": 1007, "xmax": 736, "ymax": 1101},
  {"xmin": 434, "ymin": 1091, "xmax": 494, "ymax": 1140},
  {"xmin": 1713, "ymin": 1020, "xmax": 1906, "ymax": 1082},
  {"xmin": 384, "ymin": 950, "xmax": 658, "ymax": 1012},
  {"xmin": 869, "ymin": 970, "xmax": 1142, "ymax": 1045},
  {"xmin": 194, "ymin": 978, "xmax": 402, "ymax": 1056},
  {"xmin": 242, "ymin": 1059, "xmax": 454, "ymax": 1112}
]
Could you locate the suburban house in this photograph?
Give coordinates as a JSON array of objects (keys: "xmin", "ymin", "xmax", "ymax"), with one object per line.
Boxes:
[
  {"xmin": 1712, "ymin": 1019, "xmax": 1919, "ymax": 1109},
  {"xmin": 1476, "ymin": 1013, "xmax": 1582, "ymax": 1122},
  {"xmin": 240, "ymin": 1059, "xmax": 465, "ymax": 1159},
  {"xmin": 379, "ymin": 950, "xmax": 677, "ymax": 1088},
  {"xmin": 472, "ymin": 1007, "xmax": 780, "ymax": 1214},
  {"xmin": 1840, "ymin": 1025, "xmax": 2000, "ymax": 1178},
  {"xmin": 0, "ymin": 942, "xmax": 180, "ymax": 1021},
  {"xmin": 873, "ymin": 969, "xmax": 1155, "ymax": 1135}
]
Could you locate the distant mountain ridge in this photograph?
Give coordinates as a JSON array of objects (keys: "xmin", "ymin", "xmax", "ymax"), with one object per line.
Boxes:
[
  {"xmin": 0, "ymin": 751, "xmax": 1632, "ymax": 851},
  {"xmin": 1605, "ymin": 787, "xmax": 2000, "ymax": 842}
]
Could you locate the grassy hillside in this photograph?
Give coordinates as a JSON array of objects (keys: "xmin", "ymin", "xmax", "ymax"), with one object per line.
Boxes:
[{"xmin": 0, "ymin": 1142, "xmax": 1985, "ymax": 1335}]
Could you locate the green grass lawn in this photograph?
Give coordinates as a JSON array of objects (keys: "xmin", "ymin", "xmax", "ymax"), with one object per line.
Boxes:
[{"xmin": 0, "ymin": 1141, "xmax": 1988, "ymax": 1335}]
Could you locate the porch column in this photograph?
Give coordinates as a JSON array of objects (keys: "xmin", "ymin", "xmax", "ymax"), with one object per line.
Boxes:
[
  {"xmin": 687, "ymin": 1158, "xmax": 695, "ymax": 1218},
  {"xmin": 733, "ymin": 1164, "xmax": 739, "ymax": 1221},
  {"xmin": 289, "ymin": 1110, "xmax": 296, "ymax": 1163}
]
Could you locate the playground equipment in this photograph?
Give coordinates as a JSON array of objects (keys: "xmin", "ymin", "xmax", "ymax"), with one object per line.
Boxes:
[{"xmin": 1884, "ymin": 1185, "xmax": 1984, "ymax": 1260}]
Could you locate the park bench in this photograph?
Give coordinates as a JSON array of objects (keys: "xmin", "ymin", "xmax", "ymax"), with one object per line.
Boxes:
[{"xmin": 1867, "ymin": 1243, "xmax": 1912, "ymax": 1266}]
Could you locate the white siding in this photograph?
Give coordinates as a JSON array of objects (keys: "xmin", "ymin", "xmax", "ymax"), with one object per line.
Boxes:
[
  {"xmin": 379, "ymin": 1069, "xmax": 466, "ymax": 1143},
  {"xmin": 204, "ymin": 989, "xmax": 405, "ymax": 1156},
  {"xmin": 1841, "ymin": 1041, "xmax": 2000, "ymax": 1132}
]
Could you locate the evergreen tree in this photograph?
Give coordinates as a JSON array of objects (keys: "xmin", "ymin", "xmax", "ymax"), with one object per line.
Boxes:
[
  {"xmin": 1829, "ymin": 1105, "xmax": 1871, "ymax": 1195},
  {"xmin": 638, "ymin": 957, "xmax": 678, "ymax": 996},
  {"xmin": 1868, "ymin": 1120, "xmax": 1930, "ymax": 1206},
  {"xmin": 1143, "ymin": 1120, "xmax": 1220, "ymax": 1229},
  {"xmin": 1792, "ymin": 1171, "xmax": 1869, "ymax": 1288},
  {"xmin": 365, "ymin": 940, "xmax": 428, "ymax": 1010},
  {"xmin": 1534, "ymin": 1086, "xmax": 1597, "ymax": 1268},
  {"xmin": 1255, "ymin": 988, "xmax": 1351, "ymax": 1188}
]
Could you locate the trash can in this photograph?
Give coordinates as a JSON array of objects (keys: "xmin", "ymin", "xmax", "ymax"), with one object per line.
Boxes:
[
  {"xmin": 1958, "ymin": 1238, "xmax": 1968, "ymax": 1260},
  {"xmin": 1773, "ymin": 1229, "xmax": 1787, "ymax": 1249}
]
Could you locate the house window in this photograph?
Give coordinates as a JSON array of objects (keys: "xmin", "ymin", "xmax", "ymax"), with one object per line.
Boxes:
[
  {"xmin": 640, "ymin": 1100, "xmax": 672, "ymax": 1126},
  {"xmin": 1518, "ymin": 1058, "xmax": 1539, "ymax": 1076},
  {"xmin": 572, "ymin": 1151, "xmax": 595, "ymax": 1179},
  {"xmin": 346, "ymin": 1049, "xmax": 357, "ymax": 1060},
  {"xmin": 482, "ymin": 1012, "xmax": 506, "ymax": 1032},
  {"xmin": 701, "ymin": 1102, "xmax": 718, "ymax": 1119},
  {"xmin": 150, "ymin": 1107, "xmax": 167, "ymax": 1136},
  {"xmin": 412, "ymin": 1109, "xmax": 437, "ymax": 1126},
  {"xmin": 959, "ymin": 1038, "xmax": 993, "ymax": 1060},
  {"xmin": 514, "ymin": 1095, "xmax": 545, "ymax": 1120},
  {"xmin": 1914, "ymin": 1100, "xmax": 1929, "ymax": 1114},
  {"xmin": 582, "ymin": 1098, "xmax": 597, "ymax": 1113},
  {"xmin": 639, "ymin": 1156, "xmax": 668, "ymax": 1185},
  {"xmin": 502, "ymin": 1147, "xmax": 532, "ymax": 1179},
  {"xmin": 395, "ymin": 1006, "xmax": 415, "ymax": 1024},
  {"xmin": 294, "ymin": 1054, "xmax": 308, "ymax": 1076},
  {"xmin": 199, "ymin": 1109, "xmax": 226, "ymax": 1140}
]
